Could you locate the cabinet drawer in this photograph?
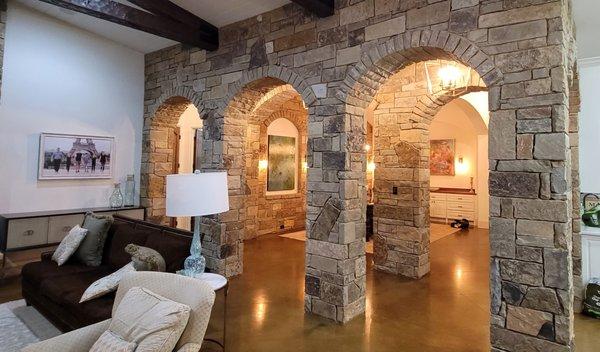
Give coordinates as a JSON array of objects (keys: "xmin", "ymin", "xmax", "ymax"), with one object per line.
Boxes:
[
  {"xmin": 447, "ymin": 201, "xmax": 475, "ymax": 211},
  {"xmin": 446, "ymin": 194, "xmax": 474, "ymax": 202},
  {"xmin": 446, "ymin": 210, "xmax": 475, "ymax": 221},
  {"xmin": 431, "ymin": 209, "xmax": 446, "ymax": 218},
  {"xmin": 7, "ymin": 218, "xmax": 49, "ymax": 249},
  {"xmin": 117, "ymin": 209, "xmax": 145, "ymax": 220},
  {"xmin": 430, "ymin": 193, "xmax": 446, "ymax": 201},
  {"xmin": 48, "ymin": 214, "xmax": 84, "ymax": 244}
]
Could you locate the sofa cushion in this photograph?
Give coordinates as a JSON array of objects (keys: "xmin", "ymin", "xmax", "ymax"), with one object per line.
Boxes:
[
  {"xmin": 145, "ymin": 231, "xmax": 190, "ymax": 273},
  {"xmin": 39, "ymin": 269, "xmax": 115, "ymax": 325},
  {"xmin": 75, "ymin": 213, "xmax": 114, "ymax": 266},
  {"xmin": 104, "ymin": 221, "xmax": 149, "ymax": 269},
  {"xmin": 21, "ymin": 259, "xmax": 101, "ymax": 291}
]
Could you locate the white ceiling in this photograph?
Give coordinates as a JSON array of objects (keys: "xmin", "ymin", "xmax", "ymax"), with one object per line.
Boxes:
[
  {"xmin": 14, "ymin": 0, "xmax": 600, "ymax": 58},
  {"xmin": 15, "ymin": 0, "xmax": 289, "ymax": 53}
]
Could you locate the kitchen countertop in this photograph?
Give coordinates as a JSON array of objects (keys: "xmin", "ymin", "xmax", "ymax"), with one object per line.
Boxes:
[{"xmin": 430, "ymin": 187, "xmax": 476, "ymax": 195}]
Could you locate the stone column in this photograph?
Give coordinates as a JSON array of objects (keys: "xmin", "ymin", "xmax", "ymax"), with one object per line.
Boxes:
[
  {"xmin": 489, "ymin": 40, "xmax": 576, "ymax": 352},
  {"xmin": 304, "ymin": 107, "xmax": 367, "ymax": 323}
]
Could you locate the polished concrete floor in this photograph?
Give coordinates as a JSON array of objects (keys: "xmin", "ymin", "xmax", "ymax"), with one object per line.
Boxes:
[
  {"xmin": 224, "ymin": 228, "xmax": 600, "ymax": 352},
  {"xmin": 1, "ymin": 228, "xmax": 599, "ymax": 351}
]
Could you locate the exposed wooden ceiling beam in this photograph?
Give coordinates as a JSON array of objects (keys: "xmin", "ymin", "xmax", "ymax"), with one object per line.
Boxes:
[
  {"xmin": 126, "ymin": 0, "xmax": 217, "ymax": 37},
  {"xmin": 37, "ymin": 0, "xmax": 219, "ymax": 50},
  {"xmin": 290, "ymin": 0, "xmax": 334, "ymax": 17}
]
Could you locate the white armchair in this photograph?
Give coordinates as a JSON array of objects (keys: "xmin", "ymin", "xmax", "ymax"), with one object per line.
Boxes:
[{"xmin": 22, "ymin": 272, "xmax": 215, "ymax": 352}]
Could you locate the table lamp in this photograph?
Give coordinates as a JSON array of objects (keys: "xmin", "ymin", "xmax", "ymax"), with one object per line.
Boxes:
[{"xmin": 166, "ymin": 171, "xmax": 229, "ymax": 277}]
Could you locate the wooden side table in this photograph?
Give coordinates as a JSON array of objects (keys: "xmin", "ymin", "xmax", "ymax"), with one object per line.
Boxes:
[{"xmin": 192, "ymin": 273, "xmax": 228, "ymax": 351}]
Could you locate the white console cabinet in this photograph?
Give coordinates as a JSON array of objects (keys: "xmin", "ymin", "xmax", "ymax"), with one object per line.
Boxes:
[{"xmin": 430, "ymin": 190, "xmax": 477, "ymax": 226}]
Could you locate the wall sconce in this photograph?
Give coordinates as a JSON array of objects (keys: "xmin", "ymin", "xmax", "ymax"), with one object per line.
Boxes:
[
  {"xmin": 456, "ymin": 157, "xmax": 469, "ymax": 175},
  {"xmin": 367, "ymin": 161, "xmax": 376, "ymax": 172},
  {"xmin": 259, "ymin": 160, "xmax": 268, "ymax": 170},
  {"xmin": 364, "ymin": 144, "xmax": 371, "ymax": 152},
  {"xmin": 302, "ymin": 161, "xmax": 308, "ymax": 171}
]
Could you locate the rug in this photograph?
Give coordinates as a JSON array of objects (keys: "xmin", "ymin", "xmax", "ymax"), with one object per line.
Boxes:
[
  {"xmin": 430, "ymin": 223, "xmax": 461, "ymax": 243},
  {"xmin": 280, "ymin": 231, "xmax": 376, "ymax": 254},
  {"xmin": 0, "ymin": 300, "xmax": 61, "ymax": 352},
  {"xmin": 279, "ymin": 224, "xmax": 460, "ymax": 252}
]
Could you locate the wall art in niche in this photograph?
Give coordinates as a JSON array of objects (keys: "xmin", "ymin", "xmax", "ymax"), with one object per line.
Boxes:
[
  {"xmin": 38, "ymin": 133, "xmax": 115, "ymax": 180},
  {"xmin": 267, "ymin": 135, "xmax": 296, "ymax": 192},
  {"xmin": 430, "ymin": 139, "xmax": 455, "ymax": 176}
]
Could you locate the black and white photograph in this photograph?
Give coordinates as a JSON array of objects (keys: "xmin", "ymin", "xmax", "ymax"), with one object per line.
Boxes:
[{"xmin": 38, "ymin": 133, "xmax": 114, "ymax": 180}]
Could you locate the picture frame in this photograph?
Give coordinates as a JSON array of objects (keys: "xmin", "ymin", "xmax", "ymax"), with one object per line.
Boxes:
[
  {"xmin": 267, "ymin": 135, "xmax": 297, "ymax": 193},
  {"xmin": 430, "ymin": 139, "xmax": 455, "ymax": 176},
  {"xmin": 38, "ymin": 133, "xmax": 115, "ymax": 180}
]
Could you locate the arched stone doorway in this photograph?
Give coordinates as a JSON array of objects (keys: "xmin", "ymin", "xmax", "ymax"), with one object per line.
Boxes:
[
  {"xmin": 141, "ymin": 95, "xmax": 202, "ymax": 225},
  {"xmin": 366, "ymin": 60, "xmax": 487, "ymax": 278},
  {"xmin": 331, "ymin": 30, "xmax": 578, "ymax": 349},
  {"xmin": 211, "ymin": 73, "xmax": 315, "ymax": 277}
]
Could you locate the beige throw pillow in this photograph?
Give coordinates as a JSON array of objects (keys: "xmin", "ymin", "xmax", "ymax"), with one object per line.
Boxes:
[
  {"xmin": 90, "ymin": 330, "xmax": 136, "ymax": 352},
  {"xmin": 80, "ymin": 262, "xmax": 136, "ymax": 303},
  {"xmin": 109, "ymin": 287, "xmax": 190, "ymax": 352},
  {"xmin": 52, "ymin": 225, "xmax": 88, "ymax": 266}
]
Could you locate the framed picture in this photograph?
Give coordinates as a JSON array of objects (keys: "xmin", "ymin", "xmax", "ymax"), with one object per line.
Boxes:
[
  {"xmin": 267, "ymin": 135, "xmax": 297, "ymax": 192},
  {"xmin": 430, "ymin": 139, "xmax": 455, "ymax": 176},
  {"xmin": 38, "ymin": 133, "xmax": 115, "ymax": 180}
]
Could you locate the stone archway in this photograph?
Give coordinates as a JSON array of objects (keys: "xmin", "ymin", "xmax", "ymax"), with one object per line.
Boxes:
[
  {"xmin": 198, "ymin": 65, "xmax": 318, "ymax": 277},
  {"xmin": 141, "ymin": 92, "xmax": 203, "ymax": 224},
  {"xmin": 369, "ymin": 64, "xmax": 488, "ymax": 278},
  {"xmin": 337, "ymin": 30, "xmax": 577, "ymax": 349}
]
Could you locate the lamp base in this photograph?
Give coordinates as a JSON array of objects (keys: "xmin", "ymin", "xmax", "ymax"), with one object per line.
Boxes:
[
  {"xmin": 181, "ymin": 254, "xmax": 206, "ymax": 277},
  {"xmin": 179, "ymin": 215, "xmax": 206, "ymax": 277}
]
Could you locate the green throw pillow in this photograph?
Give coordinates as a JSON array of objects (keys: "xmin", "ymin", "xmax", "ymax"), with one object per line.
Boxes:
[{"xmin": 75, "ymin": 212, "xmax": 114, "ymax": 266}]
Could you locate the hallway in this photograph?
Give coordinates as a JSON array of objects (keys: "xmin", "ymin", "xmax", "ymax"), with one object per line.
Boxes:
[{"xmin": 226, "ymin": 228, "xmax": 491, "ymax": 351}]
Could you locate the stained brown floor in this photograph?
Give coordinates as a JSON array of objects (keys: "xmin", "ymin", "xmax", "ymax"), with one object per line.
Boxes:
[
  {"xmin": 1, "ymin": 229, "xmax": 599, "ymax": 351},
  {"xmin": 225, "ymin": 228, "xmax": 600, "ymax": 352}
]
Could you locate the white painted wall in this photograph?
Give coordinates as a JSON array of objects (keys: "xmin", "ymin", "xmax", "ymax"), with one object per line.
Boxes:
[
  {"xmin": 430, "ymin": 101, "xmax": 479, "ymax": 190},
  {"xmin": 176, "ymin": 104, "xmax": 202, "ymax": 230},
  {"xmin": 177, "ymin": 104, "xmax": 203, "ymax": 174},
  {"xmin": 430, "ymin": 95, "xmax": 490, "ymax": 228},
  {"xmin": 0, "ymin": 2, "xmax": 145, "ymax": 213},
  {"xmin": 579, "ymin": 58, "xmax": 600, "ymax": 194}
]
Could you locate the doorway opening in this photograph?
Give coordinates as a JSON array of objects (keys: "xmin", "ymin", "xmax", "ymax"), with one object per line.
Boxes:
[{"xmin": 141, "ymin": 96, "xmax": 202, "ymax": 227}]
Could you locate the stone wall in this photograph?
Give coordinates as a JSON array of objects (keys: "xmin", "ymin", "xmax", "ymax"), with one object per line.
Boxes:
[{"xmin": 142, "ymin": 1, "xmax": 579, "ymax": 347}]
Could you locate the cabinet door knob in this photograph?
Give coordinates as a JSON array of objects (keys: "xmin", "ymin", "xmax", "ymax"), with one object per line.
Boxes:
[{"xmin": 23, "ymin": 230, "xmax": 34, "ymax": 237}]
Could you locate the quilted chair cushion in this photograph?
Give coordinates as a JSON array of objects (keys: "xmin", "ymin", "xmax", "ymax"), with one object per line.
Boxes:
[
  {"xmin": 114, "ymin": 272, "xmax": 216, "ymax": 351},
  {"xmin": 90, "ymin": 331, "xmax": 136, "ymax": 352},
  {"xmin": 110, "ymin": 287, "xmax": 190, "ymax": 352}
]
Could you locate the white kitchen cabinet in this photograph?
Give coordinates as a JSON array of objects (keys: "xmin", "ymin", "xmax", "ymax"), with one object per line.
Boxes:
[{"xmin": 429, "ymin": 191, "xmax": 477, "ymax": 226}]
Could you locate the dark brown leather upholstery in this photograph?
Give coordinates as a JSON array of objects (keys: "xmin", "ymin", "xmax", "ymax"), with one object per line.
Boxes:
[{"xmin": 21, "ymin": 215, "xmax": 193, "ymax": 331}]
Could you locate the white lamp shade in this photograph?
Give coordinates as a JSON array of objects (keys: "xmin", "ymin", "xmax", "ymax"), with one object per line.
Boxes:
[{"xmin": 166, "ymin": 171, "xmax": 230, "ymax": 217}]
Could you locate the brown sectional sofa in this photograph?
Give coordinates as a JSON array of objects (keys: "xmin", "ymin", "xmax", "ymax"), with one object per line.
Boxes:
[{"xmin": 21, "ymin": 215, "xmax": 193, "ymax": 331}]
